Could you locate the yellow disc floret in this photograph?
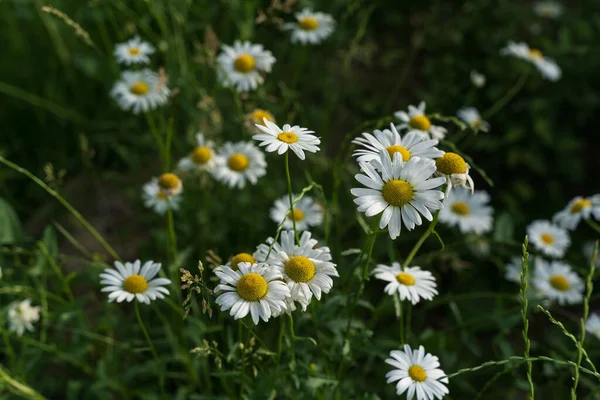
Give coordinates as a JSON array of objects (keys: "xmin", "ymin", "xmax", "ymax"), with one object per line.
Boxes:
[
  {"xmin": 237, "ymin": 273, "xmax": 268, "ymax": 301},
  {"xmin": 571, "ymin": 199, "xmax": 592, "ymax": 214},
  {"xmin": 451, "ymin": 201, "xmax": 470, "ymax": 216},
  {"xmin": 529, "ymin": 48, "xmax": 543, "ymax": 60},
  {"xmin": 158, "ymin": 173, "xmax": 181, "ymax": 190},
  {"xmin": 541, "ymin": 233, "xmax": 554, "ymax": 245},
  {"xmin": 278, "ymin": 132, "xmax": 299, "ymax": 144},
  {"xmin": 191, "ymin": 146, "xmax": 212, "ymax": 164},
  {"xmin": 130, "ymin": 82, "xmax": 149, "ymax": 95},
  {"xmin": 285, "ymin": 256, "xmax": 315, "ymax": 282},
  {"xmin": 128, "ymin": 47, "xmax": 141, "ymax": 55},
  {"xmin": 549, "ymin": 274, "xmax": 570, "ymax": 291},
  {"xmin": 408, "ymin": 365, "xmax": 427, "ymax": 382},
  {"xmin": 386, "ymin": 145, "xmax": 411, "ymax": 161},
  {"xmin": 287, "ymin": 209, "xmax": 305, "ymax": 221},
  {"xmin": 435, "ymin": 153, "xmax": 467, "ymax": 175},
  {"xmin": 382, "ymin": 180, "xmax": 414, "ymax": 207},
  {"xmin": 409, "ymin": 115, "xmax": 431, "ymax": 131},
  {"xmin": 231, "ymin": 253, "xmax": 255, "ymax": 271},
  {"xmin": 299, "ymin": 17, "xmax": 319, "ymax": 31},
  {"xmin": 234, "ymin": 54, "xmax": 255, "ymax": 73},
  {"xmin": 396, "ymin": 272, "xmax": 416, "ymax": 286},
  {"xmin": 123, "ymin": 274, "xmax": 148, "ymax": 294},
  {"xmin": 228, "ymin": 153, "xmax": 250, "ymax": 172},
  {"xmin": 251, "ymin": 109, "xmax": 275, "ymax": 124}
]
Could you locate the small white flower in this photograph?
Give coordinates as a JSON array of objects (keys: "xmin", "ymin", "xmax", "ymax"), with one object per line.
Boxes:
[
  {"xmin": 114, "ymin": 36, "xmax": 155, "ymax": 65},
  {"xmin": 217, "ymin": 41, "xmax": 276, "ymax": 93},
  {"xmin": 214, "ymin": 262, "xmax": 290, "ymax": 324},
  {"xmin": 99, "ymin": 260, "xmax": 171, "ymax": 304},
  {"xmin": 253, "ymin": 119, "xmax": 320, "ymax": 160},
  {"xmin": 7, "ymin": 299, "xmax": 41, "ymax": 336},
  {"xmin": 177, "ymin": 133, "xmax": 218, "ymax": 173},
  {"xmin": 212, "ymin": 141, "xmax": 267, "ymax": 189},
  {"xmin": 372, "ymin": 263, "xmax": 438, "ymax": 305},
  {"xmin": 527, "ymin": 220, "xmax": 570, "ymax": 258},
  {"xmin": 439, "ymin": 188, "xmax": 493, "ymax": 235},
  {"xmin": 284, "ymin": 9, "xmax": 335, "ymax": 45},
  {"xmin": 142, "ymin": 179, "xmax": 183, "ymax": 215},
  {"xmin": 457, "ymin": 107, "xmax": 489, "ymax": 132},
  {"xmin": 501, "ymin": 41, "xmax": 561, "ymax": 81},
  {"xmin": 470, "ymin": 70, "xmax": 486, "ymax": 88},
  {"xmin": 386, "ymin": 345, "xmax": 449, "ymax": 400},
  {"xmin": 434, "ymin": 152, "xmax": 475, "ymax": 194},
  {"xmin": 110, "ymin": 69, "xmax": 170, "ymax": 114},
  {"xmin": 533, "ymin": 1, "xmax": 564, "ymax": 18},
  {"xmin": 270, "ymin": 194, "xmax": 323, "ymax": 231},
  {"xmin": 533, "ymin": 259, "xmax": 584, "ymax": 305},
  {"xmin": 582, "ymin": 242, "xmax": 600, "ymax": 267},
  {"xmin": 586, "ymin": 313, "xmax": 600, "ymax": 340},
  {"xmin": 553, "ymin": 195, "xmax": 600, "ymax": 230},
  {"xmin": 394, "ymin": 102, "xmax": 448, "ymax": 140}
]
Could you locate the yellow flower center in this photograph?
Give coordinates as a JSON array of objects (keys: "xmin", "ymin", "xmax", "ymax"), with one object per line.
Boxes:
[
  {"xmin": 472, "ymin": 119, "xmax": 482, "ymax": 129},
  {"xmin": 435, "ymin": 152, "xmax": 467, "ymax": 175},
  {"xmin": 529, "ymin": 48, "xmax": 543, "ymax": 60},
  {"xmin": 278, "ymin": 132, "xmax": 298, "ymax": 144},
  {"xmin": 128, "ymin": 47, "xmax": 141, "ymax": 55},
  {"xmin": 233, "ymin": 54, "xmax": 255, "ymax": 73},
  {"xmin": 299, "ymin": 17, "xmax": 319, "ymax": 31},
  {"xmin": 409, "ymin": 115, "xmax": 431, "ymax": 131},
  {"xmin": 285, "ymin": 256, "xmax": 315, "ymax": 283},
  {"xmin": 130, "ymin": 82, "xmax": 149, "ymax": 95},
  {"xmin": 287, "ymin": 208, "xmax": 305, "ymax": 221},
  {"xmin": 451, "ymin": 201, "xmax": 470, "ymax": 216},
  {"xmin": 386, "ymin": 145, "xmax": 411, "ymax": 161},
  {"xmin": 396, "ymin": 272, "xmax": 415, "ymax": 286},
  {"xmin": 408, "ymin": 365, "xmax": 427, "ymax": 382},
  {"xmin": 541, "ymin": 233, "xmax": 554, "ymax": 245},
  {"xmin": 382, "ymin": 180, "xmax": 414, "ymax": 207},
  {"xmin": 230, "ymin": 253, "xmax": 255, "ymax": 271},
  {"xmin": 158, "ymin": 173, "xmax": 181, "ymax": 190},
  {"xmin": 251, "ymin": 109, "xmax": 274, "ymax": 124},
  {"xmin": 123, "ymin": 274, "xmax": 148, "ymax": 294},
  {"xmin": 236, "ymin": 273, "xmax": 268, "ymax": 301},
  {"xmin": 156, "ymin": 191, "xmax": 168, "ymax": 199},
  {"xmin": 549, "ymin": 274, "xmax": 570, "ymax": 291},
  {"xmin": 228, "ymin": 153, "xmax": 250, "ymax": 172},
  {"xmin": 571, "ymin": 199, "xmax": 592, "ymax": 214},
  {"xmin": 191, "ymin": 146, "xmax": 212, "ymax": 164}
]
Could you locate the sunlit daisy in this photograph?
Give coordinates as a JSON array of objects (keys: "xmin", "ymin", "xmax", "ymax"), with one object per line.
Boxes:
[
  {"xmin": 586, "ymin": 313, "xmax": 600, "ymax": 340},
  {"xmin": 434, "ymin": 152, "xmax": 474, "ymax": 194},
  {"xmin": 372, "ymin": 263, "xmax": 438, "ymax": 305},
  {"xmin": 533, "ymin": 259, "xmax": 583, "ymax": 305},
  {"xmin": 212, "ymin": 141, "xmax": 267, "ymax": 189},
  {"xmin": 142, "ymin": 178, "xmax": 183, "ymax": 215},
  {"xmin": 7, "ymin": 299, "xmax": 41, "ymax": 336},
  {"xmin": 110, "ymin": 69, "xmax": 170, "ymax": 114},
  {"xmin": 270, "ymin": 193, "xmax": 323, "ymax": 231},
  {"xmin": 582, "ymin": 242, "xmax": 600, "ymax": 267},
  {"xmin": 501, "ymin": 41, "xmax": 561, "ymax": 81},
  {"xmin": 114, "ymin": 36, "xmax": 155, "ymax": 65},
  {"xmin": 177, "ymin": 133, "xmax": 218, "ymax": 173},
  {"xmin": 394, "ymin": 102, "xmax": 448, "ymax": 140},
  {"xmin": 245, "ymin": 109, "xmax": 275, "ymax": 134},
  {"xmin": 100, "ymin": 260, "xmax": 171, "ymax": 304},
  {"xmin": 527, "ymin": 220, "xmax": 570, "ymax": 258},
  {"xmin": 553, "ymin": 195, "xmax": 600, "ymax": 230},
  {"xmin": 284, "ymin": 9, "xmax": 335, "ymax": 45},
  {"xmin": 470, "ymin": 70, "xmax": 486, "ymax": 88},
  {"xmin": 216, "ymin": 41, "xmax": 276, "ymax": 92},
  {"xmin": 351, "ymin": 151, "xmax": 445, "ymax": 240},
  {"xmin": 253, "ymin": 119, "xmax": 320, "ymax": 160},
  {"xmin": 386, "ymin": 345, "xmax": 449, "ymax": 400},
  {"xmin": 533, "ymin": 1, "xmax": 563, "ymax": 18},
  {"xmin": 457, "ymin": 107, "xmax": 489, "ymax": 132},
  {"xmin": 214, "ymin": 262, "xmax": 290, "ymax": 324},
  {"xmin": 439, "ymin": 188, "xmax": 493, "ymax": 235}
]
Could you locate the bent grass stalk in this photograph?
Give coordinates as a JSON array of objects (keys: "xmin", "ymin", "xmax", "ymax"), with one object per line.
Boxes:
[
  {"xmin": 519, "ymin": 236, "xmax": 535, "ymax": 399},
  {"xmin": 134, "ymin": 300, "xmax": 165, "ymax": 396},
  {"xmin": 402, "ymin": 210, "xmax": 441, "ymax": 268},
  {"xmin": 482, "ymin": 68, "xmax": 529, "ymax": 119}
]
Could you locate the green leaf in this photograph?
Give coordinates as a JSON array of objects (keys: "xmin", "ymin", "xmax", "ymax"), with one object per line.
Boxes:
[{"xmin": 0, "ymin": 197, "xmax": 23, "ymax": 244}]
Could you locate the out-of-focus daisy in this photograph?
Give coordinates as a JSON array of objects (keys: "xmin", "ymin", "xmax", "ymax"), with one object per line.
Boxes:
[
  {"xmin": 505, "ymin": 256, "xmax": 525, "ymax": 284},
  {"xmin": 214, "ymin": 262, "xmax": 290, "ymax": 324},
  {"xmin": 533, "ymin": 259, "xmax": 584, "ymax": 305},
  {"xmin": 501, "ymin": 41, "xmax": 561, "ymax": 81},
  {"xmin": 7, "ymin": 299, "xmax": 41, "ymax": 336},
  {"xmin": 99, "ymin": 260, "xmax": 171, "ymax": 304},
  {"xmin": 470, "ymin": 70, "xmax": 486, "ymax": 88},
  {"xmin": 214, "ymin": 252, "xmax": 258, "ymax": 273},
  {"xmin": 284, "ymin": 9, "xmax": 335, "ymax": 45},
  {"xmin": 434, "ymin": 152, "xmax": 474, "ymax": 194},
  {"xmin": 270, "ymin": 194, "xmax": 323, "ymax": 231},
  {"xmin": 142, "ymin": 178, "xmax": 183, "ymax": 215},
  {"xmin": 245, "ymin": 109, "xmax": 275, "ymax": 134},
  {"xmin": 468, "ymin": 236, "xmax": 491, "ymax": 258},
  {"xmin": 582, "ymin": 242, "xmax": 600, "ymax": 267},
  {"xmin": 351, "ymin": 151, "xmax": 445, "ymax": 240},
  {"xmin": 212, "ymin": 141, "xmax": 267, "ymax": 189},
  {"xmin": 110, "ymin": 69, "xmax": 170, "ymax": 114},
  {"xmin": 372, "ymin": 263, "xmax": 438, "ymax": 305},
  {"xmin": 553, "ymin": 195, "xmax": 600, "ymax": 230},
  {"xmin": 114, "ymin": 36, "xmax": 155, "ymax": 65},
  {"xmin": 216, "ymin": 41, "xmax": 276, "ymax": 92},
  {"xmin": 457, "ymin": 107, "xmax": 490, "ymax": 132},
  {"xmin": 157, "ymin": 172, "xmax": 182, "ymax": 196},
  {"xmin": 386, "ymin": 345, "xmax": 449, "ymax": 400},
  {"xmin": 586, "ymin": 313, "xmax": 600, "ymax": 340},
  {"xmin": 394, "ymin": 102, "xmax": 448, "ymax": 141},
  {"xmin": 533, "ymin": 1, "xmax": 563, "ymax": 18},
  {"xmin": 253, "ymin": 119, "xmax": 320, "ymax": 160},
  {"xmin": 527, "ymin": 220, "xmax": 570, "ymax": 258},
  {"xmin": 439, "ymin": 188, "xmax": 493, "ymax": 235},
  {"xmin": 177, "ymin": 133, "xmax": 218, "ymax": 173}
]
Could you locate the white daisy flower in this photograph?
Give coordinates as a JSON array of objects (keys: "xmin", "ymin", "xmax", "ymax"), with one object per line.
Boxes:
[
  {"xmin": 527, "ymin": 220, "xmax": 570, "ymax": 258},
  {"xmin": 245, "ymin": 109, "xmax": 276, "ymax": 134},
  {"xmin": 439, "ymin": 188, "xmax": 493, "ymax": 235},
  {"xmin": 99, "ymin": 260, "xmax": 171, "ymax": 304},
  {"xmin": 212, "ymin": 141, "xmax": 267, "ymax": 189},
  {"xmin": 553, "ymin": 195, "xmax": 600, "ymax": 230},
  {"xmin": 505, "ymin": 256, "xmax": 525, "ymax": 284},
  {"xmin": 272, "ymin": 292, "xmax": 308, "ymax": 317},
  {"xmin": 533, "ymin": 259, "xmax": 584, "ymax": 305},
  {"xmin": 394, "ymin": 102, "xmax": 448, "ymax": 140},
  {"xmin": 7, "ymin": 299, "xmax": 41, "ymax": 337},
  {"xmin": 501, "ymin": 41, "xmax": 561, "ymax": 81},
  {"xmin": 457, "ymin": 107, "xmax": 490, "ymax": 132},
  {"xmin": 110, "ymin": 69, "xmax": 170, "ymax": 114},
  {"xmin": 582, "ymin": 242, "xmax": 600, "ymax": 267},
  {"xmin": 586, "ymin": 313, "xmax": 600, "ymax": 340},
  {"xmin": 270, "ymin": 194, "xmax": 323, "ymax": 231},
  {"xmin": 214, "ymin": 262, "xmax": 290, "ymax": 325},
  {"xmin": 114, "ymin": 36, "xmax": 155, "ymax": 65},
  {"xmin": 351, "ymin": 151, "xmax": 446, "ymax": 240},
  {"xmin": 385, "ymin": 345, "xmax": 449, "ymax": 400},
  {"xmin": 216, "ymin": 41, "xmax": 276, "ymax": 93},
  {"xmin": 434, "ymin": 152, "xmax": 475, "ymax": 194},
  {"xmin": 372, "ymin": 263, "xmax": 438, "ymax": 305},
  {"xmin": 142, "ymin": 179, "xmax": 183, "ymax": 215},
  {"xmin": 254, "ymin": 230, "xmax": 327, "ymax": 264},
  {"xmin": 533, "ymin": 1, "xmax": 564, "ymax": 18},
  {"xmin": 284, "ymin": 9, "xmax": 335, "ymax": 45},
  {"xmin": 470, "ymin": 70, "xmax": 486, "ymax": 88},
  {"xmin": 177, "ymin": 133, "xmax": 218, "ymax": 173},
  {"xmin": 253, "ymin": 119, "xmax": 321, "ymax": 160}
]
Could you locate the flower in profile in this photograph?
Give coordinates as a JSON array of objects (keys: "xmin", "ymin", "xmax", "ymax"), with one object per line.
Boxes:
[
  {"xmin": 216, "ymin": 41, "xmax": 276, "ymax": 92},
  {"xmin": 351, "ymin": 151, "xmax": 445, "ymax": 240},
  {"xmin": 214, "ymin": 262, "xmax": 290, "ymax": 324},
  {"xmin": 142, "ymin": 178, "xmax": 183, "ymax": 215},
  {"xmin": 527, "ymin": 220, "xmax": 570, "ymax": 258},
  {"xmin": 253, "ymin": 119, "xmax": 320, "ymax": 160},
  {"xmin": 470, "ymin": 70, "xmax": 486, "ymax": 88},
  {"xmin": 501, "ymin": 41, "xmax": 561, "ymax": 81},
  {"xmin": 439, "ymin": 188, "xmax": 493, "ymax": 235},
  {"xmin": 434, "ymin": 152, "xmax": 474, "ymax": 194},
  {"xmin": 533, "ymin": 1, "xmax": 563, "ymax": 18},
  {"xmin": 394, "ymin": 102, "xmax": 448, "ymax": 140},
  {"xmin": 385, "ymin": 345, "xmax": 449, "ymax": 400},
  {"xmin": 212, "ymin": 141, "xmax": 267, "ymax": 189},
  {"xmin": 114, "ymin": 36, "xmax": 155, "ymax": 65},
  {"xmin": 245, "ymin": 109, "xmax": 275, "ymax": 134},
  {"xmin": 254, "ymin": 230, "xmax": 327, "ymax": 264},
  {"xmin": 284, "ymin": 9, "xmax": 335, "ymax": 45},
  {"xmin": 7, "ymin": 299, "xmax": 41, "ymax": 336},
  {"xmin": 586, "ymin": 313, "xmax": 600, "ymax": 340},
  {"xmin": 100, "ymin": 260, "xmax": 171, "ymax": 304},
  {"xmin": 270, "ymin": 194, "xmax": 323, "ymax": 231},
  {"xmin": 177, "ymin": 133, "xmax": 218, "ymax": 173},
  {"xmin": 582, "ymin": 242, "xmax": 600, "ymax": 267},
  {"xmin": 533, "ymin": 259, "xmax": 583, "ymax": 305},
  {"xmin": 110, "ymin": 69, "xmax": 170, "ymax": 114},
  {"xmin": 372, "ymin": 263, "xmax": 438, "ymax": 305},
  {"xmin": 553, "ymin": 195, "xmax": 600, "ymax": 230},
  {"xmin": 457, "ymin": 107, "xmax": 489, "ymax": 132}
]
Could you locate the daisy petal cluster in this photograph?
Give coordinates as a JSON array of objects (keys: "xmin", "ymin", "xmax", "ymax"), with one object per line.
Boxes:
[
  {"xmin": 395, "ymin": 102, "xmax": 447, "ymax": 141},
  {"xmin": 439, "ymin": 188, "xmax": 493, "ymax": 235},
  {"xmin": 553, "ymin": 195, "xmax": 600, "ymax": 230},
  {"xmin": 217, "ymin": 41, "xmax": 276, "ymax": 92},
  {"xmin": 373, "ymin": 263, "xmax": 438, "ymax": 305},
  {"xmin": 501, "ymin": 41, "xmax": 561, "ymax": 81},
  {"xmin": 114, "ymin": 36, "xmax": 155, "ymax": 65},
  {"xmin": 270, "ymin": 193, "xmax": 323, "ymax": 231},
  {"xmin": 7, "ymin": 299, "xmax": 41, "ymax": 336},
  {"xmin": 284, "ymin": 9, "xmax": 335, "ymax": 45},
  {"xmin": 533, "ymin": 259, "xmax": 584, "ymax": 305},
  {"xmin": 527, "ymin": 219, "xmax": 570, "ymax": 258},
  {"xmin": 100, "ymin": 260, "xmax": 171, "ymax": 304},
  {"xmin": 177, "ymin": 132, "xmax": 218, "ymax": 173},
  {"xmin": 457, "ymin": 107, "xmax": 489, "ymax": 132},
  {"xmin": 212, "ymin": 141, "xmax": 267, "ymax": 189},
  {"xmin": 434, "ymin": 152, "xmax": 475, "ymax": 194},
  {"xmin": 586, "ymin": 313, "xmax": 600, "ymax": 340},
  {"xmin": 253, "ymin": 119, "xmax": 321, "ymax": 160},
  {"xmin": 111, "ymin": 69, "xmax": 170, "ymax": 114},
  {"xmin": 142, "ymin": 172, "xmax": 184, "ymax": 215}
]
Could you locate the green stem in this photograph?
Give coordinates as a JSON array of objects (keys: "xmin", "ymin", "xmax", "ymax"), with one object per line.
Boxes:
[
  {"xmin": 0, "ymin": 364, "xmax": 48, "ymax": 400},
  {"xmin": 167, "ymin": 205, "xmax": 178, "ymax": 269},
  {"xmin": 37, "ymin": 242, "xmax": 74, "ymax": 301},
  {"xmin": 405, "ymin": 303, "xmax": 412, "ymax": 344},
  {"xmin": 585, "ymin": 218, "xmax": 600, "ymax": 235},
  {"xmin": 519, "ymin": 237, "xmax": 534, "ymax": 399},
  {"xmin": 402, "ymin": 210, "xmax": 441, "ymax": 268},
  {"xmin": 289, "ymin": 314, "xmax": 296, "ymax": 366},
  {"xmin": 164, "ymin": 117, "xmax": 174, "ymax": 172},
  {"xmin": 399, "ymin": 300, "xmax": 405, "ymax": 344},
  {"xmin": 284, "ymin": 152, "xmax": 300, "ymax": 244},
  {"xmin": 239, "ymin": 320, "xmax": 245, "ymax": 397},
  {"xmin": 276, "ymin": 317, "xmax": 285, "ymax": 377},
  {"xmin": 134, "ymin": 301, "xmax": 164, "ymax": 396},
  {"xmin": 145, "ymin": 113, "xmax": 166, "ymax": 169},
  {"xmin": 482, "ymin": 69, "xmax": 529, "ymax": 119}
]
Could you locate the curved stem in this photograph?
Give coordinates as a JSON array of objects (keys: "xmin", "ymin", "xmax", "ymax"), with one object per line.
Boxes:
[
  {"xmin": 585, "ymin": 218, "xmax": 600, "ymax": 235},
  {"xmin": 284, "ymin": 152, "xmax": 300, "ymax": 244},
  {"xmin": 482, "ymin": 69, "xmax": 529, "ymax": 119},
  {"xmin": 134, "ymin": 301, "xmax": 164, "ymax": 395},
  {"xmin": 402, "ymin": 210, "xmax": 441, "ymax": 268}
]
